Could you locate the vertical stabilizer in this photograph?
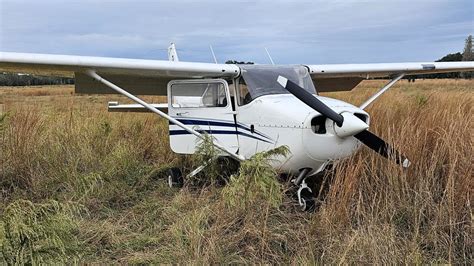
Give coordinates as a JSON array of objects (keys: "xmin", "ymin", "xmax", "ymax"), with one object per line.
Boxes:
[{"xmin": 168, "ymin": 43, "xmax": 179, "ymax": 62}]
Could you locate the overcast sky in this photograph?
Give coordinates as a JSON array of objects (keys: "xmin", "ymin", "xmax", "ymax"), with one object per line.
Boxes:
[{"xmin": 0, "ymin": 0, "xmax": 472, "ymax": 64}]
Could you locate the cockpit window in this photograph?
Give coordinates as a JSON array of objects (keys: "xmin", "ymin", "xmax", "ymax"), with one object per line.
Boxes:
[
  {"xmin": 239, "ymin": 65, "xmax": 316, "ymax": 102},
  {"xmin": 237, "ymin": 77, "xmax": 252, "ymax": 106}
]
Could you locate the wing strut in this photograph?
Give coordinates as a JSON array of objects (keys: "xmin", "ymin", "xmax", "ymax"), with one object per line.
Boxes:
[
  {"xmin": 85, "ymin": 70, "xmax": 245, "ymax": 162},
  {"xmin": 359, "ymin": 73, "xmax": 405, "ymax": 109}
]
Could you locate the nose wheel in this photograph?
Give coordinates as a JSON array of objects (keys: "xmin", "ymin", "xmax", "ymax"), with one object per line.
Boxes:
[
  {"xmin": 293, "ymin": 168, "xmax": 318, "ymax": 211},
  {"xmin": 297, "ymin": 180, "xmax": 316, "ymax": 211}
]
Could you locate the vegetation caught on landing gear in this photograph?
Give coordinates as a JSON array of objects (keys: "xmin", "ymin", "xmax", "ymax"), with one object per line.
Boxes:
[
  {"xmin": 188, "ymin": 134, "xmax": 240, "ymax": 187},
  {"xmin": 222, "ymin": 146, "xmax": 290, "ymax": 209}
]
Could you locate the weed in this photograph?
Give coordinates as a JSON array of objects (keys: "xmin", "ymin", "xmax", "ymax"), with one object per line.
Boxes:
[
  {"xmin": 222, "ymin": 146, "xmax": 289, "ymax": 209},
  {"xmin": 189, "ymin": 134, "xmax": 221, "ymax": 186},
  {"xmin": 415, "ymin": 93, "xmax": 429, "ymax": 106},
  {"xmin": 0, "ymin": 200, "xmax": 83, "ymax": 264}
]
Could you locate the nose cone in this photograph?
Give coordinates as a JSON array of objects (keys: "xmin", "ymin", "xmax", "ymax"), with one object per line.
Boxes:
[{"xmin": 334, "ymin": 112, "xmax": 369, "ymax": 138}]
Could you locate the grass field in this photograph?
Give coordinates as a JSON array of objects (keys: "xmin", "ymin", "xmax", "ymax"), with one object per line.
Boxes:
[{"xmin": 0, "ymin": 79, "xmax": 473, "ymax": 264}]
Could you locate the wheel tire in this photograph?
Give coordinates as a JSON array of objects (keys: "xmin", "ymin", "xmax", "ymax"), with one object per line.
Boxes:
[
  {"xmin": 167, "ymin": 167, "xmax": 183, "ymax": 188},
  {"xmin": 300, "ymin": 187, "xmax": 316, "ymax": 212},
  {"xmin": 215, "ymin": 157, "xmax": 240, "ymax": 185},
  {"xmin": 301, "ymin": 197, "xmax": 316, "ymax": 212}
]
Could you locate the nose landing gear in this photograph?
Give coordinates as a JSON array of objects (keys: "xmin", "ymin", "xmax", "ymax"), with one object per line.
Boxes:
[
  {"xmin": 297, "ymin": 180, "xmax": 316, "ymax": 211},
  {"xmin": 293, "ymin": 168, "xmax": 316, "ymax": 211}
]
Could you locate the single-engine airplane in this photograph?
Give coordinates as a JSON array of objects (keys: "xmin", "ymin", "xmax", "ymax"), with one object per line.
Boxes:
[{"xmin": 1, "ymin": 44, "xmax": 473, "ymax": 210}]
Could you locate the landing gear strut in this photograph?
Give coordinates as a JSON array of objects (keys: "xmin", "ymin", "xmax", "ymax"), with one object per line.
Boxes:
[
  {"xmin": 294, "ymin": 168, "xmax": 316, "ymax": 211},
  {"xmin": 297, "ymin": 179, "xmax": 316, "ymax": 211}
]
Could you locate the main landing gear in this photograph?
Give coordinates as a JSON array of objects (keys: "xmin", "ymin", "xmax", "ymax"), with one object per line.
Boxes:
[
  {"xmin": 167, "ymin": 167, "xmax": 183, "ymax": 188},
  {"xmin": 166, "ymin": 156, "xmax": 240, "ymax": 188}
]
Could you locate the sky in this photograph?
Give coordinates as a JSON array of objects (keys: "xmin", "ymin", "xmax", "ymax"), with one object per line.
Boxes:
[{"xmin": 0, "ymin": 0, "xmax": 472, "ymax": 64}]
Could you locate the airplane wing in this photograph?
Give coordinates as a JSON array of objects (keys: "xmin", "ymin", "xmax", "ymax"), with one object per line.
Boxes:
[
  {"xmin": 0, "ymin": 52, "xmax": 239, "ymax": 95},
  {"xmin": 1, "ymin": 52, "xmax": 473, "ymax": 94},
  {"xmin": 307, "ymin": 62, "xmax": 474, "ymax": 92}
]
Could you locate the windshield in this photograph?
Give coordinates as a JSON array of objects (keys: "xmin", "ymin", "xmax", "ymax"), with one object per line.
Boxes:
[{"xmin": 239, "ymin": 65, "xmax": 316, "ymax": 100}]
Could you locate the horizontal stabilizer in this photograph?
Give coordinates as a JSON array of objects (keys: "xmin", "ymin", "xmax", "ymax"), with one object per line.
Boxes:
[{"xmin": 108, "ymin": 101, "xmax": 168, "ymax": 113}]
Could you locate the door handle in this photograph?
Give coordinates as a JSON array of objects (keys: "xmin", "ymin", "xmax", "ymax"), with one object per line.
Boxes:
[{"xmin": 176, "ymin": 112, "xmax": 189, "ymax": 116}]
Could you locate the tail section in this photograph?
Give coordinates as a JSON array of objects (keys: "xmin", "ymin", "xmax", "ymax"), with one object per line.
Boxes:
[{"xmin": 168, "ymin": 43, "xmax": 179, "ymax": 62}]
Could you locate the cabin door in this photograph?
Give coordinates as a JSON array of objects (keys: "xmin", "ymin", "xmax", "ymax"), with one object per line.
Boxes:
[{"xmin": 167, "ymin": 79, "xmax": 239, "ymax": 154}]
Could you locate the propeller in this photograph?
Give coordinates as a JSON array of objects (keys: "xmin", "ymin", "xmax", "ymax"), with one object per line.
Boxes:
[
  {"xmin": 277, "ymin": 76, "xmax": 410, "ymax": 168},
  {"xmin": 354, "ymin": 130, "xmax": 410, "ymax": 168}
]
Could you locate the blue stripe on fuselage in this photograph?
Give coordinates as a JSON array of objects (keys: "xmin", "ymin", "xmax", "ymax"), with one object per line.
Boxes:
[
  {"xmin": 170, "ymin": 118, "xmax": 273, "ymax": 142},
  {"xmin": 169, "ymin": 128, "xmax": 273, "ymax": 144}
]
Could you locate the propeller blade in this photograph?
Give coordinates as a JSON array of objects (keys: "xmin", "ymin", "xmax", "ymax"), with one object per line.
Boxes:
[
  {"xmin": 354, "ymin": 130, "xmax": 411, "ymax": 168},
  {"xmin": 277, "ymin": 76, "xmax": 344, "ymax": 127}
]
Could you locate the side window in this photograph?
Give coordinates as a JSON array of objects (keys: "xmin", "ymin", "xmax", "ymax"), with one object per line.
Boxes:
[
  {"xmin": 171, "ymin": 82, "xmax": 227, "ymax": 108},
  {"xmin": 237, "ymin": 77, "xmax": 252, "ymax": 106}
]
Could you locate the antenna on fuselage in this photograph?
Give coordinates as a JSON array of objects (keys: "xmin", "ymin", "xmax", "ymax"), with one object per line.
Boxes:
[
  {"xmin": 209, "ymin": 45, "xmax": 218, "ymax": 64},
  {"xmin": 264, "ymin": 47, "xmax": 275, "ymax": 65},
  {"xmin": 168, "ymin": 43, "xmax": 179, "ymax": 62}
]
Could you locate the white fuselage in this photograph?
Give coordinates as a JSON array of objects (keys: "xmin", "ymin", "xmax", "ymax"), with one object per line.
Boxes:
[
  {"xmin": 169, "ymin": 91, "xmax": 369, "ymax": 176},
  {"xmin": 235, "ymin": 94, "xmax": 369, "ymax": 175}
]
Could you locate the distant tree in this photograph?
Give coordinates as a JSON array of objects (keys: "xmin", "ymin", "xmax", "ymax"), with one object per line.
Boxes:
[
  {"xmin": 437, "ymin": 52, "xmax": 463, "ymax": 62},
  {"xmin": 410, "ymin": 53, "xmax": 463, "ymax": 79},
  {"xmin": 461, "ymin": 35, "xmax": 473, "ymax": 79},
  {"xmin": 462, "ymin": 35, "xmax": 473, "ymax": 61},
  {"xmin": 436, "ymin": 52, "xmax": 463, "ymax": 79},
  {"xmin": 412, "ymin": 36, "xmax": 474, "ymax": 80},
  {"xmin": 225, "ymin": 60, "xmax": 254, "ymax": 65}
]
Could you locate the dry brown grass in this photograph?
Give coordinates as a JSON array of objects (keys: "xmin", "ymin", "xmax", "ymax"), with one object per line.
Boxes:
[
  {"xmin": 0, "ymin": 79, "xmax": 473, "ymax": 264},
  {"xmin": 0, "ymin": 85, "xmax": 73, "ymax": 98}
]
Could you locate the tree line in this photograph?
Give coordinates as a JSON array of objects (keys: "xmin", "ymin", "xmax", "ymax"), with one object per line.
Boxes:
[
  {"xmin": 0, "ymin": 72, "xmax": 74, "ymax": 86},
  {"xmin": 410, "ymin": 35, "xmax": 473, "ymax": 79}
]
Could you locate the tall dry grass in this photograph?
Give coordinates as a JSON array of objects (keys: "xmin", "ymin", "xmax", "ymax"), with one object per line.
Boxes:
[{"xmin": 0, "ymin": 80, "xmax": 472, "ymax": 263}]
